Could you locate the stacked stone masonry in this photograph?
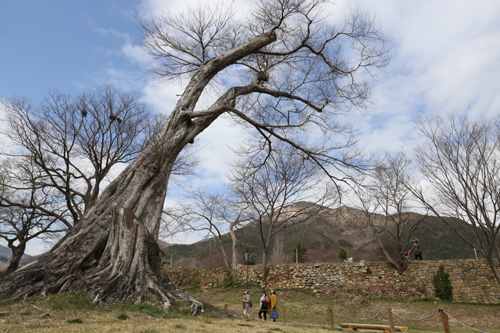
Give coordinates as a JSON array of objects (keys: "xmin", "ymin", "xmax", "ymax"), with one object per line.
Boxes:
[{"xmin": 165, "ymin": 259, "xmax": 500, "ymax": 304}]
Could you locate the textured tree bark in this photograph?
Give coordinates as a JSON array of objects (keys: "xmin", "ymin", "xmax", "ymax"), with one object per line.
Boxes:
[
  {"xmin": 261, "ymin": 247, "xmax": 270, "ymax": 284},
  {"xmin": 0, "ymin": 117, "xmax": 202, "ymax": 313},
  {"xmin": 0, "ymin": 30, "xmax": 277, "ymax": 311}
]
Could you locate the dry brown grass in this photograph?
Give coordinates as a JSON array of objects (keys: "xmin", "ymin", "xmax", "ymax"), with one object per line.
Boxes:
[{"xmin": 0, "ymin": 287, "xmax": 499, "ymax": 332}]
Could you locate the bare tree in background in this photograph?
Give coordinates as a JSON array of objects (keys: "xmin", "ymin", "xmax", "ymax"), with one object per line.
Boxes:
[
  {"xmin": 0, "ymin": 0, "xmax": 388, "ymax": 310},
  {"xmin": 413, "ymin": 113, "xmax": 500, "ymax": 283},
  {"xmin": 353, "ymin": 152, "xmax": 425, "ymax": 273},
  {"xmin": 0, "ymin": 86, "xmax": 152, "ymax": 229},
  {"xmin": 270, "ymin": 236, "xmax": 288, "ymax": 264},
  {"xmin": 0, "ymin": 162, "xmax": 65, "ymax": 274},
  {"xmin": 164, "ymin": 188, "xmax": 249, "ymax": 271},
  {"xmin": 230, "ymin": 143, "xmax": 339, "ymax": 283}
]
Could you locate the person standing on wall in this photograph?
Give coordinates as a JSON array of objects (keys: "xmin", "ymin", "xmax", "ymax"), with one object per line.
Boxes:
[
  {"xmin": 414, "ymin": 240, "xmax": 423, "ymax": 260},
  {"xmin": 258, "ymin": 290, "xmax": 269, "ymax": 320}
]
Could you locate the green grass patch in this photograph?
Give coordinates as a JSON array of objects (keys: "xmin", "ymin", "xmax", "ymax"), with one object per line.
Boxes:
[
  {"xmin": 173, "ymin": 323, "xmax": 186, "ymax": 329},
  {"xmin": 117, "ymin": 301, "xmax": 167, "ymax": 318},
  {"xmin": 0, "ymin": 287, "xmax": 498, "ymax": 332},
  {"xmin": 25, "ymin": 324, "xmax": 49, "ymax": 329},
  {"xmin": 413, "ymin": 296, "xmax": 437, "ymax": 303},
  {"xmin": 47, "ymin": 292, "xmax": 98, "ymax": 311},
  {"xmin": 286, "ymin": 288, "xmax": 316, "ymax": 296},
  {"xmin": 67, "ymin": 318, "xmax": 84, "ymax": 324},
  {"xmin": 367, "ymin": 296, "xmax": 410, "ymax": 302},
  {"xmin": 117, "ymin": 313, "xmax": 129, "ymax": 320}
]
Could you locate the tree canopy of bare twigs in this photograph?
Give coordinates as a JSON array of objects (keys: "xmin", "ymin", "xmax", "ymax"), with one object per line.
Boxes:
[
  {"xmin": 142, "ymin": 0, "xmax": 389, "ymax": 182},
  {"xmin": 230, "ymin": 142, "xmax": 339, "ymax": 283},
  {"xmin": 353, "ymin": 152, "xmax": 425, "ymax": 273},
  {"xmin": 0, "ymin": 163, "xmax": 65, "ymax": 274},
  {"xmin": 163, "ymin": 188, "xmax": 249, "ymax": 271},
  {"xmin": 413, "ymin": 113, "xmax": 500, "ymax": 283},
  {"xmin": 0, "ymin": 86, "xmax": 153, "ymax": 230},
  {"xmin": 0, "ymin": 0, "xmax": 388, "ymax": 311}
]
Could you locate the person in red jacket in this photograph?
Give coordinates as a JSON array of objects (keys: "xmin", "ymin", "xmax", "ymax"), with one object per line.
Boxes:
[{"xmin": 258, "ymin": 290, "xmax": 270, "ymax": 320}]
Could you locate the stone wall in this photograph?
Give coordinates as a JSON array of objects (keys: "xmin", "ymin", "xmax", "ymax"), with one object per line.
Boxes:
[{"xmin": 165, "ymin": 259, "xmax": 500, "ymax": 304}]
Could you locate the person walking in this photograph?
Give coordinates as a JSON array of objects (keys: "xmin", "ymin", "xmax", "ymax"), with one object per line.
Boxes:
[
  {"xmin": 270, "ymin": 289, "xmax": 278, "ymax": 322},
  {"xmin": 258, "ymin": 290, "xmax": 269, "ymax": 320},
  {"xmin": 242, "ymin": 289, "xmax": 251, "ymax": 319}
]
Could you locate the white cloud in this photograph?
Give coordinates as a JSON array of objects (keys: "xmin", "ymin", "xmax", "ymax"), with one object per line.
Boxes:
[
  {"xmin": 128, "ymin": 0, "xmax": 500, "ymax": 241},
  {"xmin": 141, "ymin": 79, "xmax": 184, "ymax": 115},
  {"xmin": 340, "ymin": 0, "xmax": 500, "ymax": 153},
  {"xmin": 121, "ymin": 43, "xmax": 153, "ymax": 68},
  {"xmin": 134, "ymin": 0, "xmax": 500, "ymax": 183},
  {"xmin": 192, "ymin": 115, "xmax": 249, "ymax": 185}
]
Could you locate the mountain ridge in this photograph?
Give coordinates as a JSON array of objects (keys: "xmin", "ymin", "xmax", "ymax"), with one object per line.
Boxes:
[{"xmin": 162, "ymin": 205, "xmax": 478, "ymax": 267}]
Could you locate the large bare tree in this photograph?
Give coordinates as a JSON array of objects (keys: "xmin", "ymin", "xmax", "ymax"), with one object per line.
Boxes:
[
  {"xmin": 0, "ymin": 161, "xmax": 65, "ymax": 274},
  {"xmin": 0, "ymin": 87, "xmax": 154, "ymax": 273},
  {"xmin": 0, "ymin": 0, "xmax": 388, "ymax": 311},
  {"xmin": 0, "ymin": 86, "xmax": 152, "ymax": 229},
  {"xmin": 413, "ymin": 113, "xmax": 500, "ymax": 283},
  {"xmin": 353, "ymin": 152, "xmax": 426, "ymax": 273},
  {"xmin": 230, "ymin": 143, "xmax": 339, "ymax": 283}
]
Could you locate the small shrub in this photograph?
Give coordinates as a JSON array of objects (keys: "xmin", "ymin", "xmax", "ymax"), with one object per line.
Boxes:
[
  {"xmin": 292, "ymin": 241, "xmax": 308, "ymax": 263},
  {"xmin": 338, "ymin": 248, "xmax": 348, "ymax": 261},
  {"xmin": 433, "ymin": 264, "xmax": 453, "ymax": 301},
  {"xmin": 189, "ymin": 274, "xmax": 201, "ymax": 289},
  {"xmin": 117, "ymin": 313, "xmax": 129, "ymax": 320},
  {"xmin": 222, "ymin": 272, "xmax": 235, "ymax": 287}
]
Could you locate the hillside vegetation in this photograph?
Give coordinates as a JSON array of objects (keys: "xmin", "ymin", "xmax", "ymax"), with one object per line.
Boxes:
[{"xmin": 164, "ymin": 206, "xmax": 478, "ymax": 267}]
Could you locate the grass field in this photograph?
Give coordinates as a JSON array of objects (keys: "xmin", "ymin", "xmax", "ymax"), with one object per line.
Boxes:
[{"xmin": 0, "ymin": 286, "xmax": 499, "ymax": 332}]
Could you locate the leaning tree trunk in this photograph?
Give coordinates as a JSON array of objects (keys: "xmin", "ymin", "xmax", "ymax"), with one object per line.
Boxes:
[
  {"xmin": 214, "ymin": 236, "xmax": 231, "ymax": 272},
  {"xmin": 373, "ymin": 229, "xmax": 408, "ymax": 274},
  {"xmin": 0, "ymin": 30, "xmax": 277, "ymax": 311},
  {"xmin": 0, "ymin": 114, "xmax": 203, "ymax": 313}
]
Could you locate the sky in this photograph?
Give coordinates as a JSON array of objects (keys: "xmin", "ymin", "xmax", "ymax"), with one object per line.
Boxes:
[{"xmin": 1, "ymin": 0, "xmax": 500, "ymax": 255}]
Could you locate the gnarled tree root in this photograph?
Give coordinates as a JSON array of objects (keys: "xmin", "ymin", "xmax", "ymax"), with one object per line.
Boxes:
[{"xmin": 0, "ymin": 208, "xmax": 203, "ymax": 315}]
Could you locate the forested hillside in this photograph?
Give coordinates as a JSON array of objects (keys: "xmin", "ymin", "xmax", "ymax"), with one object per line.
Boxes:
[{"xmin": 163, "ymin": 206, "xmax": 478, "ymax": 267}]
